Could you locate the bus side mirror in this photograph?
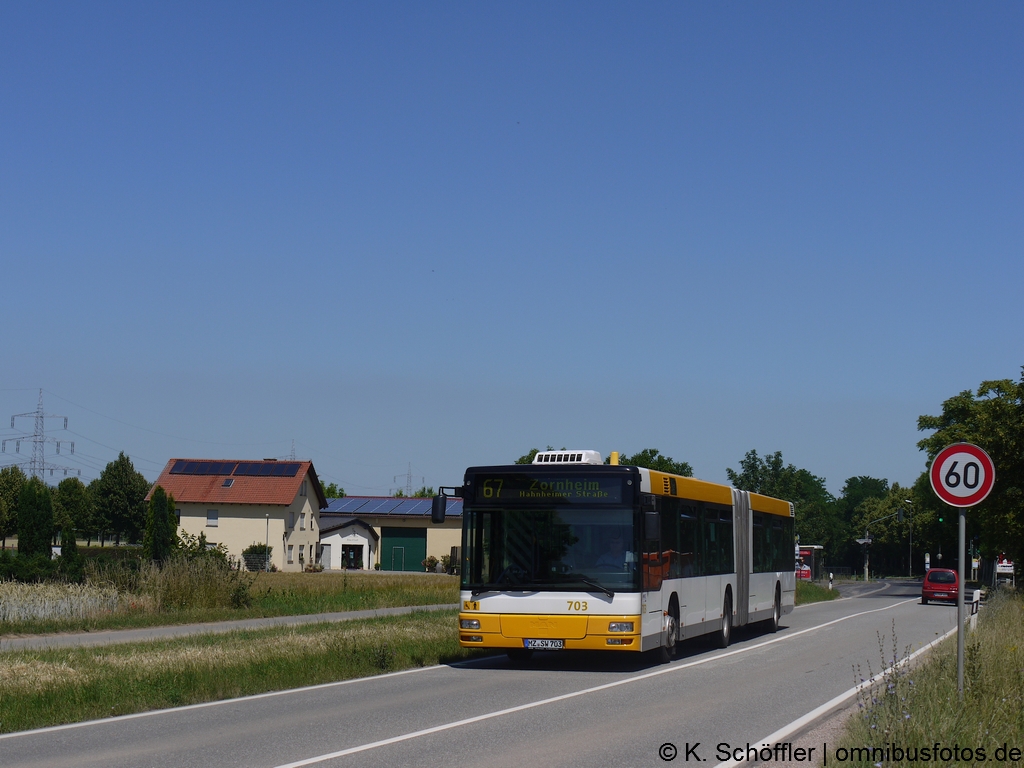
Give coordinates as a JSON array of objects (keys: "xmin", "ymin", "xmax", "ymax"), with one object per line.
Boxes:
[{"xmin": 431, "ymin": 494, "xmax": 447, "ymax": 524}]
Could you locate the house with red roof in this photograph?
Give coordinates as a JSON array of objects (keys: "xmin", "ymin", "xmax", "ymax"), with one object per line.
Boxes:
[{"xmin": 148, "ymin": 458, "xmax": 328, "ymax": 572}]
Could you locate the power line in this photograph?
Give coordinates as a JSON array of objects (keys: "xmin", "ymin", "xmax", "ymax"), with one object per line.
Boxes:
[{"xmin": 2, "ymin": 389, "xmax": 81, "ymax": 480}]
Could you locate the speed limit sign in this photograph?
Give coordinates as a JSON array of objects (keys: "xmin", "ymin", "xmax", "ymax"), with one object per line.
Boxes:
[{"xmin": 929, "ymin": 443, "xmax": 995, "ymax": 507}]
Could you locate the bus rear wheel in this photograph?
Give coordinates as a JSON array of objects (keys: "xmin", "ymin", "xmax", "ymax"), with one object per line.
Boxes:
[
  {"xmin": 716, "ymin": 593, "xmax": 732, "ymax": 648},
  {"xmin": 768, "ymin": 585, "xmax": 781, "ymax": 633}
]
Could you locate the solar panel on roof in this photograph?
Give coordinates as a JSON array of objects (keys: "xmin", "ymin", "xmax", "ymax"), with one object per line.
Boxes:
[
  {"xmin": 329, "ymin": 498, "xmax": 371, "ymax": 513},
  {"xmin": 170, "ymin": 460, "xmax": 188, "ymax": 474},
  {"xmin": 184, "ymin": 461, "xmax": 200, "ymax": 474}
]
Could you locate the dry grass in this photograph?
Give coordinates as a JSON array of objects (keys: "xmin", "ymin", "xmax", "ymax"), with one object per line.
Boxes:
[
  {"xmin": 831, "ymin": 590, "xmax": 1024, "ymax": 766},
  {"xmin": 0, "ymin": 609, "xmax": 471, "ymax": 732},
  {"xmin": 1, "ymin": 565, "xmax": 458, "ymax": 636},
  {"xmin": 0, "ymin": 581, "xmax": 128, "ymax": 623}
]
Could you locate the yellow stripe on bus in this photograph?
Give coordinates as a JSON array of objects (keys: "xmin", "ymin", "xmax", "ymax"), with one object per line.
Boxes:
[{"xmin": 648, "ymin": 471, "xmax": 733, "ymax": 504}]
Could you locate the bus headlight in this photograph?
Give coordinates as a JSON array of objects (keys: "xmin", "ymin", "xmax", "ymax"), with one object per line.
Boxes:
[
  {"xmin": 460, "ymin": 619, "xmax": 481, "ymax": 630},
  {"xmin": 608, "ymin": 622, "xmax": 634, "ymax": 633}
]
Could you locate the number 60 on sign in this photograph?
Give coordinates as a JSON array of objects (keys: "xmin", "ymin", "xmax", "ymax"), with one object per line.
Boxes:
[{"xmin": 929, "ymin": 443, "xmax": 995, "ymax": 508}]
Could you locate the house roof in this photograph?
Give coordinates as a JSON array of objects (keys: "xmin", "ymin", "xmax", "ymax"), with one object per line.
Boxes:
[
  {"xmin": 149, "ymin": 459, "xmax": 328, "ymax": 509},
  {"xmin": 319, "ymin": 517, "xmax": 380, "ymax": 541},
  {"xmin": 323, "ymin": 496, "xmax": 463, "ymax": 517}
]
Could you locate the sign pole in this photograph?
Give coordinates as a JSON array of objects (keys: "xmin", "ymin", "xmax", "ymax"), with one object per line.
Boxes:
[
  {"xmin": 928, "ymin": 442, "xmax": 996, "ymax": 702},
  {"xmin": 958, "ymin": 505, "xmax": 965, "ymax": 698}
]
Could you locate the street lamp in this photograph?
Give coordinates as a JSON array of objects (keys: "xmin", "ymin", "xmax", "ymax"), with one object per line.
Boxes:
[
  {"xmin": 904, "ymin": 500, "xmax": 913, "ymax": 578},
  {"xmin": 265, "ymin": 514, "xmax": 270, "ymax": 572}
]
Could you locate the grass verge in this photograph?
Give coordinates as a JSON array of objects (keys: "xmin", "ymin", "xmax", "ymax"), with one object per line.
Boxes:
[
  {"xmin": 795, "ymin": 579, "xmax": 841, "ymax": 605},
  {"xmin": 0, "ymin": 609, "xmax": 475, "ymax": 734},
  {"xmin": 0, "ymin": 571, "xmax": 459, "ymax": 636},
  {"xmin": 829, "ymin": 590, "xmax": 1024, "ymax": 766}
]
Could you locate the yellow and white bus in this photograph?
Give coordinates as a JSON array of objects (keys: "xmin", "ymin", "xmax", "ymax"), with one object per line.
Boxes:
[{"xmin": 432, "ymin": 449, "xmax": 795, "ymax": 659}]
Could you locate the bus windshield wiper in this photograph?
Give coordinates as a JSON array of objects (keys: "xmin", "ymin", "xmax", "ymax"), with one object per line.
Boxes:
[{"xmin": 574, "ymin": 576, "xmax": 614, "ymax": 598}]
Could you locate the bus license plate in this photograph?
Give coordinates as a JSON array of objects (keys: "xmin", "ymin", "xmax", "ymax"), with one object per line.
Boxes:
[{"xmin": 525, "ymin": 639, "xmax": 564, "ymax": 650}]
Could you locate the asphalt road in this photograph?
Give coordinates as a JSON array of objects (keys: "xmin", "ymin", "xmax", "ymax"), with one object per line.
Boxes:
[{"xmin": 0, "ymin": 580, "xmax": 960, "ymax": 768}]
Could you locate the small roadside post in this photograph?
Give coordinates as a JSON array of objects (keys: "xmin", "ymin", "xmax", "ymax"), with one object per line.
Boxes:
[{"xmin": 929, "ymin": 442, "xmax": 995, "ymax": 699}]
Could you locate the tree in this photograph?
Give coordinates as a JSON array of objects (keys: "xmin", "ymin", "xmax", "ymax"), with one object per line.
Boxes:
[
  {"xmin": 613, "ymin": 448, "xmax": 693, "ymax": 476},
  {"xmin": 52, "ymin": 477, "xmax": 92, "ymax": 538},
  {"xmin": 0, "ymin": 465, "xmax": 27, "ymax": 548},
  {"xmin": 837, "ymin": 476, "xmax": 890, "ymax": 517},
  {"xmin": 58, "ymin": 517, "xmax": 83, "ymax": 581},
  {"xmin": 321, "ymin": 482, "xmax": 345, "ymax": 498},
  {"xmin": 17, "ymin": 477, "xmax": 54, "ymax": 558},
  {"xmin": 727, "ymin": 449, "xmax": 840, "ymax": 564},
  {"xmin": 850, "ymin": 484, "xmax": 914, "ymax": 576},
  {"xmin": 413, "ymin": 486, "xmax": 435, "ymax": 498},
  {"xmin": 142, "ymin": 485, "xmax": 176, "ymax": 565},
  {"xmin": 916, "ymin": 368, "xmax": 1024, "ymax": 564},
  {"xmin": 92, "ymin": 452, "xmax": 151, "ymax": 545}
]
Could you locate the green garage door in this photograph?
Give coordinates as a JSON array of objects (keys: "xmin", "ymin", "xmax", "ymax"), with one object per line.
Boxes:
[{"xmin": 380, "ymin": 527, "xmax": 427, "ymax": 572}]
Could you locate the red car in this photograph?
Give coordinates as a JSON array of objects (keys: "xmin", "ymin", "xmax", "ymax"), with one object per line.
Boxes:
[{"xmin": 922, "ymin": 568, "xmax": 959, "ymax": 604}]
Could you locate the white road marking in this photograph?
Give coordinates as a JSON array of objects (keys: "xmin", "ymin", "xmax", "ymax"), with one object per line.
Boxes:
[
  {"xmin": 273, "ymin": 597, "xmax": 920, "ymax": 767},
  {"xmin": 712, "ymin": 623, "xmax": 959, "ymax": 768}
]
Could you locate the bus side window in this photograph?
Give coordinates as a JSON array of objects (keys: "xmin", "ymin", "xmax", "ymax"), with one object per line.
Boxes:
[{"xmin": 680, "ymin": 504, "xmax": 699, "ymax": 577}]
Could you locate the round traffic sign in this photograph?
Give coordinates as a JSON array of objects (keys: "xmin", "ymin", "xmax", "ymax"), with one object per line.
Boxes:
[{"xmin": 929, "ymin": 443, "xmax": 995, "ymax": 507}]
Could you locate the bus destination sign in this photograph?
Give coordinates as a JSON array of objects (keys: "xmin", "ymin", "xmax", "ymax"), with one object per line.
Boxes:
[{"xmin": 471, "ymin": 473, "xmax": 626, "ymax": 505}]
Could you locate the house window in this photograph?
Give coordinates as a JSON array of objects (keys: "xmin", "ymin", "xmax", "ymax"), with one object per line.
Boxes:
[
  {"xmin": 287, "ymin": 544, "xmax": 294, "ymax": 563},
  {"xmin": 175, "ymin": 509, "xmax": 181, "ymax": 524},
  {"xmin": 207, "ymin": 509, "xmax": 218, "ymax": 527},
  {"xmin": 298, "ymin": 546, "xmax": 305, "ymax": 563},
  {"xmin": 300, "ymin": 480, "xmax": 307, "ymax": 496},
  {"xmin": 222, "ymin": 478, "xmax": 234, "ymax": 488},
  {"xmin": 288, "ymin": 512, "xmax": 294, "ymax": 529},
  {"xmin": 299, "ymin": 513, "xmax": 306, "ymax": 531}
]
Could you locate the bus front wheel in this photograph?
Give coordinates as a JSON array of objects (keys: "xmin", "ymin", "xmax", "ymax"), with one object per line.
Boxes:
[{"xmin": 662, "ymin": 602, "xmax": 680, "ymax": 662}]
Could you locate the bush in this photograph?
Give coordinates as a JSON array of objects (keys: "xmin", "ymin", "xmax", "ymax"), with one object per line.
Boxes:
[
  {"xmin": 242, "ymin": 542, "xmax": 272, "ymax": 572},
  {"xmin": 0, "ymin": 550, "xmax": 63, "ymax": 583},
  {"xmin": 138, "ymin": 555, "xmax": 257, "ymax": 611},
  {"xmin": 421, "ymin": 555, "xmax": 439, "ymax": 571}
]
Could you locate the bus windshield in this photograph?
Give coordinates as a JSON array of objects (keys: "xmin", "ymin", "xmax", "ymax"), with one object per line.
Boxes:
[{"xmin": 461, "ymin": 506, "xmax": 640, "ymax": 594}]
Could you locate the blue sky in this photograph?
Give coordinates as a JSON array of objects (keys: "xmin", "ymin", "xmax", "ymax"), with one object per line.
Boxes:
[{"xmin": 2, "ymin": 3, "xmax": 1021, "ymax": 496}]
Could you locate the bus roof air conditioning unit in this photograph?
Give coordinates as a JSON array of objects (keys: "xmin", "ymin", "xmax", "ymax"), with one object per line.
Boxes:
[{"xmin": 532, "ymin": 450, "xmax": 603, "ymax": 465}]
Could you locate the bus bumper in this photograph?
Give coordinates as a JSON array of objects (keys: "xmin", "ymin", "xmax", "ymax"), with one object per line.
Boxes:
[{"xmin": 458, "ymin": 613, "xmax": 643, "ymax": 651}]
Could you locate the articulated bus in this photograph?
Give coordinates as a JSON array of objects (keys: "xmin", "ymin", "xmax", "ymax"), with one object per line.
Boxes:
[{"xmin": 431, "ymin": 450, "xmax": 795, "ymax": 659}]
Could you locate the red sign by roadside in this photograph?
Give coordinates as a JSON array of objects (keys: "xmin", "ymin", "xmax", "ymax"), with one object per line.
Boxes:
[{"xmin": 929, "ymin": 443, "xmax": 995, "ymax": 508}]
